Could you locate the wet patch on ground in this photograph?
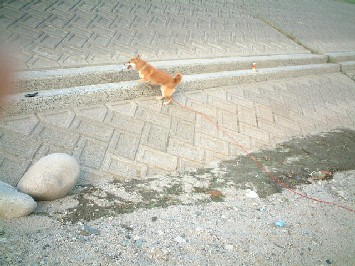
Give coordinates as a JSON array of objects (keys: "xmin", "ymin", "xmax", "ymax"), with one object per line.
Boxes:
[{"xmin": 34, "ymin": 129, "xmax": 355, "ymax": 223}]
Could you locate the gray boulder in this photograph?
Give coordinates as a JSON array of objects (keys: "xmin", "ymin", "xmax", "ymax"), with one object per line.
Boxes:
[
  {"xmin": 17, "ymin": 153, "xmax": 80, "ymax": 201},
  {"xmin": 0, "ymin": 181, "xmax": 37, "ymax": 218}
]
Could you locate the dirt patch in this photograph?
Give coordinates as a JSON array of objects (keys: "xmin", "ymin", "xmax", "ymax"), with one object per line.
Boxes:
[{"xmin": 35, "ymin": 129, "xmax": 355, "ymax": 223}]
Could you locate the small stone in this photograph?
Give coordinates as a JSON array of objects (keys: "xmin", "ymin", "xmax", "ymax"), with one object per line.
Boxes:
[
  {"xmin": 225, "ymin": 244, "xmax": 234, "ymax": 250},
  {"xmin": 257, "ymin": 207, "xmax": 266, "ymax": 212},
  {"xmin": 207, "ymin": 190, "xmax": 223, "ymax": 199},
  {"xmin": 151, "ymin": 216, "xmax": 158, "ymax": 222},
  {"xmin": 245, "ymin": 189, "xmax": 259, "ymax": 198},
  {"xmin": 81, "ymin": 224, "xmax": 100, "ymax": 236},
  {"xmin": 135, "ymin": 239, "xmax": 143, "ymax": 248},
  {"xmin": 174, "ymin": 236, "xmax": 186, "ymax": 243},
  {"xmin": 17, "ymin": 153, "xmax": 80, "ymax": 201},
  {"xmin": 0, "ymin": 181, "xmax": 37, "ymax": 218}
]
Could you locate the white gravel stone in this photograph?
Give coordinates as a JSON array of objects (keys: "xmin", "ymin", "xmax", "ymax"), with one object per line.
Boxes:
[
  {"xmin": 0, "ymin": 181, "xmax": 37, "ymax": 218},
  {"xmin": 245, "ymin": 189, "xmax": 259, "ymax": 198},
  {"xmin": 17, "ymin": 153, "xmax": 80, "ymax": 201}
]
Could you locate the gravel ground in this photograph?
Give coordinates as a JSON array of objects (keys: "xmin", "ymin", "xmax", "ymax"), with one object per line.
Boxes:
[
  {"xmin": 1, "ymin": 171, "xmax": 354, "ymax": 266},
  {"xmin": 1, "ymin": 130, "xmax": 355, "ymax": 266}
]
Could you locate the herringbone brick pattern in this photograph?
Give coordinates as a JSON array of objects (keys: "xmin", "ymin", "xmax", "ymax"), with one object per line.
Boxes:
[
  {"xmin": 0, "ymin": 0, "xmax": 307, "ymax": 70},
  {"xmin": 244, "ymin": 0, "xmax": 355, "ymax": 53},
  {"xmin": 1, "ymin": 73, "xmax": 355, "ymax": 185}
]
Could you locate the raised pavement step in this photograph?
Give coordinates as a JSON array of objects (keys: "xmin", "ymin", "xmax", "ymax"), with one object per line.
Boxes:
[
  {"xmin": 14, "ymin": 54, "xmax": 327, "ymax": 93},
  {"xmin": 2, "ymin": 63, "xmax": 339, "ymax": 115}
]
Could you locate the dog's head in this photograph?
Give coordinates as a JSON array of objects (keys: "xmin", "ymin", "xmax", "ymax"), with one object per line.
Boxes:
[{"xmin": 124, "ymin": 55, "xmax": 141, "ymax": 70}]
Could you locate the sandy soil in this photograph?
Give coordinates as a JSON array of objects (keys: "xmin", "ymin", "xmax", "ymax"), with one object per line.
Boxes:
[{"xmin": 1, "ymin": 131, "xmax": 354, "ymax": 266}]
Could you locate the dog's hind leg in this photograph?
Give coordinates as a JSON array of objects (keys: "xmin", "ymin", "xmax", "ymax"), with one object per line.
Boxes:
[
  {"xmin": 162, "ymin": 87, "xmax": 175, "ymax": 105},
  {"xmin": 156, "ymin": 85, "xmax": 165, "ymax": 100},
  {"xmin": 163, "ymin": 96, "xmax": 172, "ymax": 105}
]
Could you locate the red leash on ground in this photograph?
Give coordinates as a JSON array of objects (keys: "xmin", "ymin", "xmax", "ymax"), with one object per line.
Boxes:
[{"xmin": 172, "ymin": 97, "xmax": 355, "ymax": 213}]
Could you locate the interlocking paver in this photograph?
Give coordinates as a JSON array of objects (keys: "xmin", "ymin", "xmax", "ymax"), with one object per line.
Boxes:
[
  {"xmin": 141, "ymin": 123, "xmax": 169, "ymax": 152},
  {"xmin": 0, "ymin": 114, "xmax": 38, "ymax": 135},
  {"xmin": 1, "ymin": 0, "xmax": 355, "ymax": 185},
  {"xmin": 1, "ymin": 73, "xmax": 355, "ymax": 184},
  {"xmin": 102, "ymin": 154, "xmax": 147, "ymax": 180},
  {"xmin": 244, "ymin": 0, "xmax": 355, "ymax": 54},
  {"xmin": 0, "ymin": 0, "xmax": 315, "ymax": 70},
  {"xmin": 108, "ymin": 130, "xmax": 140, "ymax": 160},
  {"xmin": 73, "ymin": 137, "xmax": 107, "ymax": 170},
  {"xmin": 137, "ymin": 145, "xmax": 178, "ymax": 172},
  {"xmin": 32, "ymin": 123, "xmax": 80, "ymax": 149}
]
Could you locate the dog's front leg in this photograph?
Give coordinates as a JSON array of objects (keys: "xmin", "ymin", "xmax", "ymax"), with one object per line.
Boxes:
[{"xmin": 144, "ymin": 82, "xmax": 152, "ymax": 89}]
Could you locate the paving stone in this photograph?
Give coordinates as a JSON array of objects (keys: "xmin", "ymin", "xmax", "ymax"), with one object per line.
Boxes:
[
  {"xmin": 195, "ymin": 114, "xmax": 219, "ymax": 138},
  {"xmin": 0, "ymin": 128, "xmax": 41, "ymax": 159},
  {"xmin": 137, "ymin": 145, "xmax": 177, "ymax": 171},
  {"xmin": 239, "ymin": 122, "xmax": 270, "ymax": 143},
  {"xmin": 70, "ymin": 118, "xmax": 114, "ymax": 142},
  {"xmin": 73, "ymin": 138, "xmax": 108, "ymax": 170},
  {"xmin": 217, "ymin": 110, "xmax": 239, "ymax": 132},
  {"xmin": 273, "ymin": 115, "xmax": 301, "ymax": 133},
  {"xmin": 107, "ymin": 112, "xmax": 144, "ymax": 134},
  {"xmin": 75, "ymin": 105, "xmax": 108, "ymax": 122},
  {"xmin": 195, "ymin": 132, "xmax": 229, "ymax": 155},
  {"xmin": 141, "ymin": 123, "xmax": 169, "ymax": 152},
  {"xmin": 108, "ymin": 130, "xmax": 140, "ymax": 160},
  {"xmin": 103, "ymin": 155, "xmax": 147, "ymax": 180},
  {"xmin": 0, "ymin": 153, "xmax": 30, "ymax": 186},
  {"xmin": 0, "ymin": 114, "xmax": 38, "ymax": 135},
  {"xmin": 38, "ymin": 110, "xmax": 75, "ymax": 128},
  {"xmin": 208, "ymin": 95, "xmax": 237, "ymax": 113},
  {"xmin": 237, "ymin": 106, "xmax": 257, "ymax": 127},
  {"xmin": 177, "ymin": 158, "xmax": 205, "ymax": 173},
  {"xmin": 254, "ymin": 103, "xmax": 273, "ymax": 122},
  {"xmin": 32, "ymin": 123, "xmax": 80, "ymax": 149},
  {"xmin": 167, "ymin": 137, "xmax": 205, "ymax": 163},
  {"xmin": 205, "ymin": 150, "xmax": 229, "ymax": 164},
  {"xmin": 165, "ymin": 104, "xmax": 196, "ymax": 122},
  {"xmin": 135, "ymin": 107, "xmax": 172, "ymax": 129},
  {"xmin": 170, "ymin": 118, "xmax": 195, "ymax": 144}
]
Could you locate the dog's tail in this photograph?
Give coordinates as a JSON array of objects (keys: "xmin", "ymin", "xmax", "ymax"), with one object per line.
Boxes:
[{"xmin": 174, "ymin": 73, "xmax": 182, "ymax": 84}]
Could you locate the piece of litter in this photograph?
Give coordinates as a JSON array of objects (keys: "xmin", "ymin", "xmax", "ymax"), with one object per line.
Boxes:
[
  {"xmin": 25, "ymin": 92, "xmax": 39, "ymax": 97},
  {"xmin": 275, "ymin": 220, "xmax": 286, "ymax": 228},
  {"xmin": 245, "ymin": 189, "xmax": 258, "ymax": 198},
  {"xmin": 252, "ymin": 62, "xmax": 257, "ymax": 71}
]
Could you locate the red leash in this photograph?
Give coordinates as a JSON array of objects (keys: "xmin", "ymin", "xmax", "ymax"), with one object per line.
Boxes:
[{"xmin": 172, "ymin": 97, "xmax": 355, "ymax": 213}]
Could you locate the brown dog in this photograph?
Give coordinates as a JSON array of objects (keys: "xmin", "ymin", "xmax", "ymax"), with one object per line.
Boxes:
[{"xmin": 125, "ymin": 55, "xmax": 182, "ymax": 104}]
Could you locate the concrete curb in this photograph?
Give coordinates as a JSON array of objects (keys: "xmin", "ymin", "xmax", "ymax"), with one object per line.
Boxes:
[
  {"xmin": 326, "ymin": 51, "xmax": 355, "ymax": 80},
  {"xmin": 326, "ymin": 51, "xmax": 355, "ymax": 63},
  {"xmin": 340, "ymin": 61, "xmax": 355, "ymax": 71},
  {"xmin": 2, "ymin": 63, "xmax": 339, "ymax": 115},
  {"xmin": 15, "ymin": 54, "xmax": 327, "ymax": 93}
]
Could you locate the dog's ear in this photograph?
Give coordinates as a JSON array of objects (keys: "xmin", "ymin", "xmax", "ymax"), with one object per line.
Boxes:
[{"xmin": 136, "ymin": 54, "xmax": 141, "ymax": 59}]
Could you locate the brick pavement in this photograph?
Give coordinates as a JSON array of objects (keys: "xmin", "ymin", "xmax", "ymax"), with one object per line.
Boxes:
[
  {"xmin": 0, "ymin": 0, "xmax": 308, "ymax": 70},
  {"xmin": 1, "ymin": 72, "xmax": 355, "ymax": 185},
  {"xmin": 1, "ymin": 0, "xmax": 355, "ymax": 186},
  {"xmin": 243, "ymin": 0, "xmax": 355, "ymax": 54}
]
